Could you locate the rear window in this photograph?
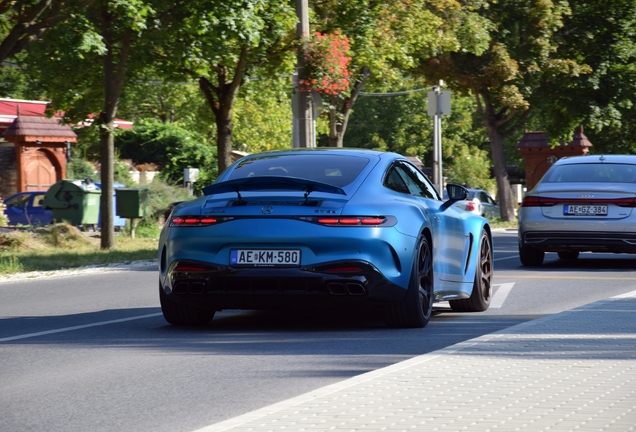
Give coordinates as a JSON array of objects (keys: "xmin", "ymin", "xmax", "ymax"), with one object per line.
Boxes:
[
  {"xmin": 228, "ymin": 154, "xmax": 370, "ymax": 187},
  {"xmin": 544, "ymin": 163, "xmax": 636, "ymax": 183}
]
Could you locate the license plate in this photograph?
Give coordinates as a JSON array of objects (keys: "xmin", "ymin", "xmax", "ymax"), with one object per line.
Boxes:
[
  {"xmin": 230, "ymin": 249, "xmax": 301, "ymax": 267},
  {"xmin": 563, "ymin": 204, "xmax": 608, "ymax": 216}
]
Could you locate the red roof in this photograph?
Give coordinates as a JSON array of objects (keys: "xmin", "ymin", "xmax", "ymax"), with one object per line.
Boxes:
[
  {"xmin": 0, "ymin": 98, "xmax": 133, "ymax": 133},
  {"xmin": 3, "ymin": 116, "xmax": 77, "ymax": 141}
]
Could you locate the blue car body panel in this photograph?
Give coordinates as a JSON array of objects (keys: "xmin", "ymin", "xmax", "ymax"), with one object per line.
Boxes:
[
  {"xmin": 3, "ymin": 191, "xmax": 53, "ymax": 226},
  {"xmin": 158, "ymin": 149, "xmax": 491, "ymax": 317}
]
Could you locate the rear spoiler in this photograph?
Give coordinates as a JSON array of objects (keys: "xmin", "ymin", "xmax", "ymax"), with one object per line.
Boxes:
[{"xmin": 202, "ymin": 176, "xmax": 346, "ymax": 196}]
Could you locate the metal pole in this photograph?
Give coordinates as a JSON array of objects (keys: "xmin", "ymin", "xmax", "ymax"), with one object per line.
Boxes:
[
  {"xmin": 295, "ymin": 0, "xmax": 313, "ymax": 148},
  {"xmin": 432, "ymin": 108, "xmax": 439, "ymax": 190},
  {"xmin": 435, "ymin": 82, "xmax": 443, "ymax": 194}
]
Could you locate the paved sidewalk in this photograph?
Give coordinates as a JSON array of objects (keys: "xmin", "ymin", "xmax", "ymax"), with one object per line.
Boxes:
[{"xmin": 197, "ymin": 291, "xmax": 636, "ymax": 432}]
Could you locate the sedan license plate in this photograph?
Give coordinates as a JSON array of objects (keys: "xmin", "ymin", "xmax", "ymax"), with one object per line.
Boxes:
[
  {"xmin": 563, "ymin": 204, "xmax": 608, "ymax": 216},
  {"xmin": 230, "ymin": 249, "xmax": 301, "ymax": 267}
]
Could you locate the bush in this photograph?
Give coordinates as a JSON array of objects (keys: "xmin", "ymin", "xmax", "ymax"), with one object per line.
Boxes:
[
  {"xmin": 0, "ymin": 197, "xmax": 8, "ymax": 227},
  {"xmin": 67, "ymin": 157, "xmax": 97, "ymax": 180}
]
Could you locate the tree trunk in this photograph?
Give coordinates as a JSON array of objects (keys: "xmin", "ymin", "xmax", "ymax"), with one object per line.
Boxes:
[
  {"xmin": 474, "ymin": 87, "xmax": 519, "ymax": 222},
  {"xmin": 328, "ymin": 66, "xmax": 371, "ymax": 147},
  {"xmin": 486, "ymin": 127, "xmax": 516, "ymax": 221},
  {"xmin": 99, "ymin": 119, "xmax": 115, "ymax": 249},
  {"xmin": 198, "ymin": 48, "xmax": 248, "ymax": 174},
  {"xmin": 99, "ymin": 5, "xmax": 133, "ymax": 249}
]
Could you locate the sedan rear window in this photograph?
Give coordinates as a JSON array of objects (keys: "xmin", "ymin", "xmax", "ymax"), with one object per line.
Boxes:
[
  {"xmin": 228, "ymin": 154, "xmax": 370, "ymax": 187},
  {"xmin": 544, "ymin": 163, "xmax": 636, "ymax": 183}
]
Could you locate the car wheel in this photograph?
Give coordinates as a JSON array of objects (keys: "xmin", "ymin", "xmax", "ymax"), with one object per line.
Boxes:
[
  {"xmin": 558, "ymin": 250, "xmax": 579, "ymax": 260},
  {"xmin": 383, "ymin": 235, "xmax": 434, "ymax": 328},
  {"xmin": 519, "ymin": 243, "xmax": 545, "ymax": 266},
  {"xmin": 159, "ymin": 282, "xmax": 216, "ymax": 325},
  {"xmin": 450, "ymin": 229, "xmax": 493, "ymax": 312}
]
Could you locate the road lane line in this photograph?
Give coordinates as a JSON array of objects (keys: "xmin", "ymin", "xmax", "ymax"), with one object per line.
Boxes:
[
  {"xmin": 0, "ymin": 313, "xmax": 162, "ymax": 343},
  {"xmin": 490, "ymin": 282, "xmax": 515, "ymax": 308},
  {"xmin": 494, "ymin": 255, "xmax": 519, "ymax": 262}
]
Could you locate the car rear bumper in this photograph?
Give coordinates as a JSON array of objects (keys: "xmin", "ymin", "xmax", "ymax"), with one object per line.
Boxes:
[
  {"xmin": 160, "ymin": 259, "xmax": 407, "ymax": 311},
  {"xmin": 521, "ymin": 230, "xmax": 636, "ymax": 253}
]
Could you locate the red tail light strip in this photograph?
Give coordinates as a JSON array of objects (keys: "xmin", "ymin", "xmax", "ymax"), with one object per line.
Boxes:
[
  {"xmin": 171, "ymin": 215, "xmax": 393, "ymax": 227},
  {"xmin": 522, "ymin": 197, "xmax": 636, "ymax": 207},
  {"xmin": 171, "ymin": 216, "xmax": 218, "ymax": 226},
  {"xmin": 317, "ymin": 216, "xmax": 387, "ymax": 226}
]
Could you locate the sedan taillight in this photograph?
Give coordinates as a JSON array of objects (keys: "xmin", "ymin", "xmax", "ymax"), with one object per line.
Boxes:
[
  {"xmin": 466, "ymin": 201, "xmax": 477, "ymax": 211},
  {"xmin": 521, "ymin": 196, "xmax": 636, "ymax": 207}
]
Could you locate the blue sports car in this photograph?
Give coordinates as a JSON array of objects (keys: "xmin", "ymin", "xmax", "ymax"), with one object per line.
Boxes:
[{"xmin": 158, "ymin": 149, "xmax": 493, "ymax": 328}]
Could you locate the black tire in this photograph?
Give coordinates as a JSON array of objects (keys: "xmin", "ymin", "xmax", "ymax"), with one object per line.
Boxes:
[
  {"xmin": 558, "ymin": 250, "xmax": 579, "ymax": 260},
  {"xmin": 159, "ymin": 282, "xmax": 216, "ymax": 325},
  {"xmin": 383, "ymin": 236, "xmax": 434, "ymax": 328},
  {"xmin": 519, "ymin": 243, "xmax": 545, "ymax": 266},
  {"xmin": 450, "ymin": 229, "xmax": 493, "ymax": 312}
]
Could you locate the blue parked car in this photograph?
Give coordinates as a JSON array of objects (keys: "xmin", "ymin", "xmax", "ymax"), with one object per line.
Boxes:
[
  {"xmin": 3, "ymin": 183, "xmax": 127, "ymax": 228},
  {"xmin": 3, "ymin": 191, "xmax": 53, "ymax": 226}
]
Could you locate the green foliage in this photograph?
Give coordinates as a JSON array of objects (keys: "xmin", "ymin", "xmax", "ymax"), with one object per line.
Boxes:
[
  {"xmin": 446, "ymin": 144, "xmax": 495, "ymax": 191},
  {"xmin": 344, "ymin": 89, "xmax": 432, "ymax": 155},
  {"xmin": 528, "ymin": 0, "xmax": 636, "ymax": 154},
  {"xmin": 115, "ymin": 119, "xmax": 217, "ymax": 184},
  {"xmin": 117, "ymin": 77, "xmax": 217, "ymax": 139},
  {"xmin": 0, "ymin": 197, "xmax": 8, "ymax": 227},
  {"xmin": 344, "ymin": 82, "xmax": 491, "ymax": 184},
  {"xmin": 67, "ymin": 157, "xmax": 97, "ymax": 180},
  {"xmin": 143, "ymin": 176, "xmax": 193, "ymax": 221},
  {"xmin": 232, "ymin": 76, "xmax": 294, "ymax": 153}
]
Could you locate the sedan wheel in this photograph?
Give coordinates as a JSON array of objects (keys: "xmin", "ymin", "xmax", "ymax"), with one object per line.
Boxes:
[
  {"xmin": 159, "ymin": 282, "xmax": 216, "ymax": 325},
  {"xmin": 450, "ymin": 229, "xmax": 492, "ymax": 312},
  {"xmin": 383, "ymin": 236, "xmax": 434, "ymax": 328}
]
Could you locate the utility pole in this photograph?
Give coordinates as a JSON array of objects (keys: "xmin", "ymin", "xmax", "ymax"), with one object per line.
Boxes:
[
  {"xmin": 427, "ymin": 81, "xmax": 451, "ymax": 194},
  {"xmin": 294, "ymin": 0, "xmax": 314, "ymax": 148}
]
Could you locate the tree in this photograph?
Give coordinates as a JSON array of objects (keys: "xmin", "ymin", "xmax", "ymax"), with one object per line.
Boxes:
[
  {"xmin": 149, "ymin": 0, "xmax": 297, "ymax": 174},
  {"xmin": 309, "ymin": 0, "xmax": 491, "ymax": 148},
  {"xmin": 23, "ymin": 0, "xmax": 155, "ymax": 248},
  {"xmin": 345, "ymin": 80, "xmax": 494, "ymax": 190},
  {"xmin": 417, "ymin": 0, "xmax": 591, "ymax": 221},
  {"xmin": 529, "ymin": 0, "xmax": 636, "ymax": 154},
  {"xmin": 0, "ymin": 0, "xmax": 97, "ymax": 64},
  {"xmin": 115, "ymin": 119, "xmax": 217, "ymax": 184}
]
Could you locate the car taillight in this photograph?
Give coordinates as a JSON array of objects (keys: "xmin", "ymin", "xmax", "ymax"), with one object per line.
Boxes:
[
  {"xmin": 317, "ymin": 216, "xmax": 387, "ymax": 226},
  {"xmin": 521, "ymin": 196, "xmax": 558, "ymax": 207},
  {"xmin": 521, "ymin": 196, "xmax": 636, "ymax": 207},
  {"xmin": 466, "ymin": 201, "xmax": 477, "ymax": 211},
  {"xmin": 171, "ymin": 216, "xmax": 218, "ymax": 226}
]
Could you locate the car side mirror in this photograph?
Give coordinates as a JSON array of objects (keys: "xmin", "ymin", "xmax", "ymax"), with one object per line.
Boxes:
[{"xmin": 445, "ymin": 184, "xmax": 469, "ymax": 203}]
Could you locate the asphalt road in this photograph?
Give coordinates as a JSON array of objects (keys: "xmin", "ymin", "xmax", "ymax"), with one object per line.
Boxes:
[{"xmin": 2, "ymin": 230, "xmax": 636, "ymax": 432}]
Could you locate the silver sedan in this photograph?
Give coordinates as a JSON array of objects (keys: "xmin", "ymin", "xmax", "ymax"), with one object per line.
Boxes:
[{"xmin": 518, "ymin": 154, "xmax": 636, "ymax": 266}]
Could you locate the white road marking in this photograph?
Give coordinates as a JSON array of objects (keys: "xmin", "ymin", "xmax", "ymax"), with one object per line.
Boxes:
[
  {"xmin": 0, "ymin": 313, "xmax": 163, "ymax": 343},
  {"xmin": 494, "ymin": 255, "xmax": 519, "ymax": 262},
  {"xmin": 490, "ymin": 282, "xmax": 515, "ymax": 308},
  {"xmin": 435, "ymin": 282, "xmax": 516, "ymax": 309}
]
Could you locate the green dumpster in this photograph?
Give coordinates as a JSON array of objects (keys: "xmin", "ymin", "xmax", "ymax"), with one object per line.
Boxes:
[
  {"xmin": 115, "ymin": 188, "xmax": 148, "ymax": 219},
  {"xmin": 42, "ymin": 179, "xmax": 101, "ymax": 225}
]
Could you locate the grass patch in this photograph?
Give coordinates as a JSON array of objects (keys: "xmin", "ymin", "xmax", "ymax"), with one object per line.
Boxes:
[{"xmin": 0, "ymin": 223, "xmax": 158, "ymax": 275}]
